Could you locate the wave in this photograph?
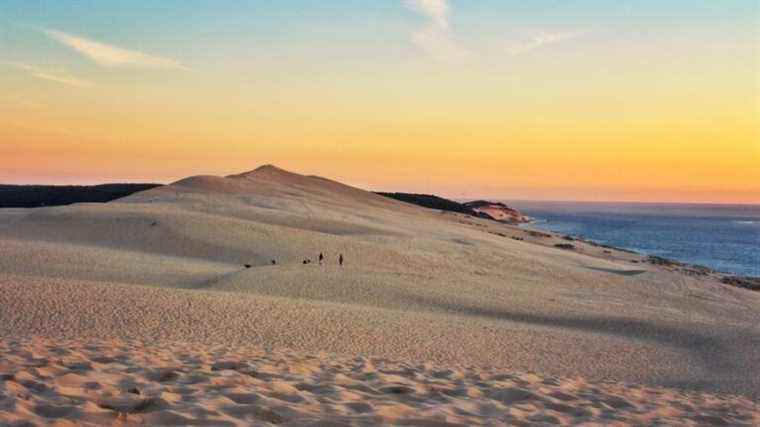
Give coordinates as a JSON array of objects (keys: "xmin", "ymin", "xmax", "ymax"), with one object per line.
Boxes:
[{"xmin": 734, "ymin": 220, "xmax": 760, "ymax": 225}]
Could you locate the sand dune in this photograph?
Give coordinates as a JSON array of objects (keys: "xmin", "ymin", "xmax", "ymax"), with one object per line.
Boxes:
[{"xmin": 1, "ymin": 165, "xmax": 759, "ymax": 423}]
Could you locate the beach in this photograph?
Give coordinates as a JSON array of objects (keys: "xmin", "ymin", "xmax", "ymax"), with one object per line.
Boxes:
[{"xmin": 510, "ymin": 200, "xmax": 760, "ymax": 277}]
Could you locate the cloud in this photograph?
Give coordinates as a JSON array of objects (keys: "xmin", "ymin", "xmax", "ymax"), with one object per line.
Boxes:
[
  {"xmin": 44, "ymin": 29, "xmax": 188, "ymax": 70},
  {"xmin": 506, "ymin": 30, "xmax": 588, "ymax": 56},
  {"xmin": 405, "ymin": 0, "xmax": 467, "ymax": 61},
  {"xmin": 3, "ymin": 62, "xmax": 93, "ymax": 87},
  {"xmin": 405, "ymin": 0, "xmax": 449, "ymax": 29}
]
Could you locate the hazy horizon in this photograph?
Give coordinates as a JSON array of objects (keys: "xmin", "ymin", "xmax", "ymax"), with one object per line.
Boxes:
[{"xmin": 2, "ymin": 167, "xmax": 759, "ymax": 206}]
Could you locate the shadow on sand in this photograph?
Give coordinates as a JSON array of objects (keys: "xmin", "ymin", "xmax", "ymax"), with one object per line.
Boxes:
[
  {"xmin": 396, "ymin": 290, "xmax": 760, "ymax": 397},
  {"xmin": 583, "ymin": 266, "xmax": 648, "ymax": 276}
]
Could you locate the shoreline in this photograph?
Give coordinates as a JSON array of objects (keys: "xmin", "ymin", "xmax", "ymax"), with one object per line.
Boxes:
[{"xmin": 520, "ymin": 221, "xmax": 760, "ymax": 290}]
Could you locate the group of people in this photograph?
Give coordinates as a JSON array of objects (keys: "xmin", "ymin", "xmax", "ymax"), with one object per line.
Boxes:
[
  {"xmin": 303, "ymin": 252, "xmax": 344, "ymax": 266},
  {"xmin": 246, "ymin": 253, "xmax": 345, "ymax": 269}
]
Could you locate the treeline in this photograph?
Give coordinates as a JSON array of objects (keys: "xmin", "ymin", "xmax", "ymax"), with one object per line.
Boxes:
[
  {"xmin": 0, "ymin": 184, "xmax": 162, "ymax": 208},
  {"xmin": 375, "ymin": 192, "xmax": 491, "ymax": 218}
]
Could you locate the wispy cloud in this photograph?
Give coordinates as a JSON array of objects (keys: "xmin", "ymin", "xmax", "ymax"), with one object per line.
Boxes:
[
  {"xmin": 3, "ymin": 62, "xmax": 93, "ymax": 87},
  {"xmin": 406, "ymin": 0, "xmax": 449, "ymax": 29},
  {"xmin": 405, "ymin": 0, "xmax": 467, "ymax": 61},
  {"xmin": 44, "ymin": 29, "xmax": 188, "ymax": 70},
  {"xmin": 506, "ymin": 30, "xmax": 588, "ymax": 56}
]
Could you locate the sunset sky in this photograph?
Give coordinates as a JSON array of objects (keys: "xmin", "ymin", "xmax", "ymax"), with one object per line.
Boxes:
[{"xmin": 1, "ymin": 1, "xmax": 758, "ymax": 203}]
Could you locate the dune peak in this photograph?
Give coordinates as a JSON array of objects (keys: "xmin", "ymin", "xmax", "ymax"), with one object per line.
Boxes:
[
  {"xmin": 254, "ymin": 164, "xmax": 283, "ymax": 172},
  {"xmin": 229, "ymin": 164, "xmax": 290, "ymax": 179}
]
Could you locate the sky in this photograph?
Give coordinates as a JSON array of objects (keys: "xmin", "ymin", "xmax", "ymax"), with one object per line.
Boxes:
[{"xmin": 1, "ymin": 1, "xmax": 758, "ymax": 203}]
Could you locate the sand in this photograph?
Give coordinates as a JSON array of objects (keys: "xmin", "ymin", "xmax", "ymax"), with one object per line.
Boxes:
[
  {"xmin": 1, "ymin": 165, "xmax": 759, "ymax": 424},
  {"xmin": 1, "ymin": 338, "xmax": 757, "ymax": 426}
]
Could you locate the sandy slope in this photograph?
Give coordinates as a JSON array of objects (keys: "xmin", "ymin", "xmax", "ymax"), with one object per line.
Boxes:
[
  {"xmin": 0, "ymin": 165, "xmax": 759, "ymax": 422},
  {"xmin": 1, "ymin": 338, "xmax": 757, "ymax": 426}
]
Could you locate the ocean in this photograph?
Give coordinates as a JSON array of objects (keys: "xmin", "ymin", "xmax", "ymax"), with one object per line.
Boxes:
[{"xmin": 506, "ymin": 201, "xmax": 760, "ymax": 277}]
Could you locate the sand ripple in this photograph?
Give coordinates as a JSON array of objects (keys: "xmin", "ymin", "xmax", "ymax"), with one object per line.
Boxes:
[{"xmin": 0, "ymin": 338, "xmax": 756, "ymax": 426}]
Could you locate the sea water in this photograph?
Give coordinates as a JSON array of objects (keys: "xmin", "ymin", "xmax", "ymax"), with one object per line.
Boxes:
[{"xmin": 507, "ymin": 201, "xmax": 760, "ymax": 277}]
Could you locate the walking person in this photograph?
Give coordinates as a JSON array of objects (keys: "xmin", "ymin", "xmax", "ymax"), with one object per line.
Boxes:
[
  {"xmin": 338, "ymin": 253, "xmax": 344, "ymax": 267},
  {"xmin": 318, "ymin": 252, "xmax": 324, "ymax": 266}
]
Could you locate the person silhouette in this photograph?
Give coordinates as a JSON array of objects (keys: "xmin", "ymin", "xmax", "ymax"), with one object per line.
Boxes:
[
  {"xmin": 318, "ymin": 252, "xmax": 324, "ymax": 265},
  {"xmin": 338, "ymin": 253, "xmax": 344, "ymax": 266}
]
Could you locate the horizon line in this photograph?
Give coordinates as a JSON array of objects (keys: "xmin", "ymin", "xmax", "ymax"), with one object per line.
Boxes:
[{"xmin": 1, "ymin": 179, "xmax": 758, "ymax": 207}]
